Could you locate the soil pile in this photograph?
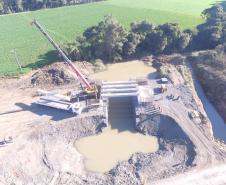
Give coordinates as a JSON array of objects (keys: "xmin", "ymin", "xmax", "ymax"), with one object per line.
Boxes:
[
  {"xmin": 30, "ymin": 61, "xmax": 95, "ymax": 87},
  {"xmin": 31, "ymin": 63, "xmax": 76, "ymax": 86}
]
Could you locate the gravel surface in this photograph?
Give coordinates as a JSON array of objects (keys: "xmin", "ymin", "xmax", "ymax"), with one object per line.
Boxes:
[{"xmin": 1, "ymin": 60, "xmax": 226, "ymax": 185}]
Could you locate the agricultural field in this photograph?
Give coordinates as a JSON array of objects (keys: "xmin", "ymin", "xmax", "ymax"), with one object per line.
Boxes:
[{"xmin": 0, "ymin": 0, "xmax": 216, "ymax": 76}]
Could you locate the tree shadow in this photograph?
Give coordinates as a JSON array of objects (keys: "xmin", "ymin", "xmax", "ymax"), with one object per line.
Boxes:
[
  {"xmin": 24, "ymin": 50, "xmax": 60, "ymax": 70},
  {"xmin": 147, "ymin": 72, "xmax": 158, "ymax": 80}
]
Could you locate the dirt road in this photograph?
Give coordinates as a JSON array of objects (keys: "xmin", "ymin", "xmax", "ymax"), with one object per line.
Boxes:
[
  {"xmin": 153, "ymin": 64, "xmax": 226, "ymax": 166},
  {"xmin": 159, "ymin": 100, "xmax": 224, "ymax": 165}
]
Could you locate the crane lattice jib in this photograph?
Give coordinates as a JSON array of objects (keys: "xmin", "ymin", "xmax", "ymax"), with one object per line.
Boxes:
[{"xmin": 32, "ymin": 19, "xmax": 92, "ymax": 90}]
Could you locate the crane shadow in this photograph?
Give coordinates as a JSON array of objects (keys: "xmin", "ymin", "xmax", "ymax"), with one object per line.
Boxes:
[
  {"xmin": 13, "ymin": 102, "xmax": 74, "ymax": 121},
  {"xmin": 23, "ymin": 50, "xmax": 59, "ymax": 69}
]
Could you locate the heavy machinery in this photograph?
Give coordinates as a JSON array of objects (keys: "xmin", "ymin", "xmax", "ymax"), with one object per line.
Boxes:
[
  {"xmin": 32, "ymin": 19, "xmax": 99, "ymax": 114},
  {"xmin": 160, "ymin": 84, "xmax": 167, "ymax": 93},
  {"xmin": 32, "ymin": 19, "xmax": 97, "ymax": 95}
]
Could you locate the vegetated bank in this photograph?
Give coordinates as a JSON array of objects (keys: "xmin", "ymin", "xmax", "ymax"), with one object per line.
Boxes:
[
  {"xmin": 0, "ymin": 0, "xmax": 103, "ymax": 14},
  {"xmin": 190, "ymin": 48, "xmax": 226, "ymax": 124},
  {"xmin": 0, "ymin": 0, "xmax": 215, "ymax": 76},
  {"xmin": 189, "ymin": 3, "xmax": 226, "ymax": 124}
]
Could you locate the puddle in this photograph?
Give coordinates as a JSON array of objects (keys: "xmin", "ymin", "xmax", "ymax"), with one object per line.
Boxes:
[
  {"xmin": 90, "ymin": 60, "xmax": 156, "ymax": 81},
  {"xmin": 75, "ymin": 117, "xmax": 158, "ymax": 173}
]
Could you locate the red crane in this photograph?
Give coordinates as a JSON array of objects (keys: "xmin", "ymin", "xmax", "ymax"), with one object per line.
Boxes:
[{"xmin": 32, "ymin": 19, "xmax": 96, "ymax": 93}]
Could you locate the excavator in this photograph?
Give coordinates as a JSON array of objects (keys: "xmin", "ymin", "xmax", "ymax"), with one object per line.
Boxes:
[
  {"xmin": 32, "ymin": 19, "xmax": 98, "ymax": 95},
  {"xmin": 32, "ymin": 19, "xmax": 100, "ymax": 114}
]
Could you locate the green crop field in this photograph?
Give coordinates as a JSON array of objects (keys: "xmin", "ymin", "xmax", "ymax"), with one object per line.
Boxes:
[{"xmin": 0, "ymin": 0, "xmax": 216, "ymax": 76}]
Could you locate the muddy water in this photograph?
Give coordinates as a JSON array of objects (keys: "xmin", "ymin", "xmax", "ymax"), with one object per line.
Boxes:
[
  {"xmin": 75, "ymin": 117, "xmax": 158, "ymax": 173},
  {"xmin": 75, "ymin": 61, "xmax": 158, "ymax": 173},
  {"xmin": 90, "ymin": 60, "xmax": 156, "ymax": 81}
]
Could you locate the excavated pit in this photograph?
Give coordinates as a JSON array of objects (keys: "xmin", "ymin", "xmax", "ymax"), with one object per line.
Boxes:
[
  {"xmin": 75, "ymin": 97, "xmax": 158, "ymax": 173},
  {"xmin": 43, "ymin": 111, "xmax": 196, "ymax": 184},
  {"xmin": 0, "ymin": 105, "xmax": 196, "ymax": 185},
  {"xmin": 110, "ymin": 112, "xmax": 197, "ymax": 184}
]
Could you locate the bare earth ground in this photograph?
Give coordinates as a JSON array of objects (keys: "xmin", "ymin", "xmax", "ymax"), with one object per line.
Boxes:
[{"xmin": 0, "ymin": 60, "xmax": 226, "ymax": 185}]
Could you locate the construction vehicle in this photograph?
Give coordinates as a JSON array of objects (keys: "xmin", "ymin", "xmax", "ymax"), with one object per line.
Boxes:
[
  {"xmin": 32, "ymin": 19, "xmax": 99, "ymax": 114},
  {"xmin": 160, "ymin": 84, "xmax": 167, "ymax": 93},
  {"xmin": 32, "ymin": 19, "xmax": 97, "ymax": 95}
]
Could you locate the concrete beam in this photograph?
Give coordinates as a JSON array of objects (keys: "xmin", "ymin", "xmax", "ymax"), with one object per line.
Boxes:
[
  {"xmin": 101, "ymin": 92, "xmax": 138, "ymax": 98},
  {"xmin": 102, "ymin": 88, "xmax": 138, "ymax": 93},
  {"xmin": 102, "ymin": 84, "xmax": 138, "ymax": 89},
  {"xmin": 102, "ymin": 81, "xmax": 137, "ymax": 85}
]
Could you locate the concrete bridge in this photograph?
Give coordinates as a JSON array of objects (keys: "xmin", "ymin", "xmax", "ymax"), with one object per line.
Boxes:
[{"xmin": 101, "ymin": 81, "xmax": 139, "ymax": 125}]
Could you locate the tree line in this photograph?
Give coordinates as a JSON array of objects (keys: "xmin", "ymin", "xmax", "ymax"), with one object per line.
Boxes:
[
  {"xmin": 195, "ymin": 4, "xmax": 226, "ymax": 50},
  {"xmin": 65, "ymin": 3, "xmax": 226, "ymax": 63},
  {"xmin": 0, "ymin": 0, "xmax": 102, "ymax": 14},
  {"xmin": 65, "ymin": 16, "xmax": 193, "ymax": 63}
]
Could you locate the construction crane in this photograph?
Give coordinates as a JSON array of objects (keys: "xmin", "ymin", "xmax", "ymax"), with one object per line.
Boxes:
[{"xmin": 32, "ymin": 19, "xmax": 97, "ymax": 94}]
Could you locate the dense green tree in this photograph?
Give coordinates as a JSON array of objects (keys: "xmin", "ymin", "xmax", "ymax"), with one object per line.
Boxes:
[
  {"xmin": 67, "ymin": 15, "xmax": 127, "ymax": 62},
  {"xmin": 202, "ymin": 5, "xmax": 224, "ymax": 21},
  {"xmin": 158, "ymin": 23, "xmax": 181, "ymax": 53},
  {"xmin": 145, "ymin": 29, "xmax": 168, "ymax": 54},
  {"xmin": 123, "ymin": 32, "xmax": 142, "ymax": 56},
  {"xmin": 97, "ymin": 15, "xmax": 128, "ymax": 62},
  {"xmin": 131, "ymin": 20, "xmax": 154, "ymax": 36},
  {"xmin": 0, "ymin": 0, "xmax": 4, "ymax": 14},
  {"xmin": 102, "ymin": 16, "xmax": 124, "ymax": 61},
  {"xmin": 177, "ymin": 30, "xmax": 193, "ymax": 51},
  {"xmin": 66, "ymin": 16, "xmax": 192, "ymax": 62},
  {"xmin": 65, "ymin": 41, "xmax": 81, "ymax": 61},
  {"xmin": 140, "ymin": 23, "xmax": 191, "ymax": 54},
  {"xmin": 195, "ymin": 5, "xmax": 226, "ymax": 49},
  {"xmin": 0, "ymin": 0, "xmax": 102, "ymax": 14}
]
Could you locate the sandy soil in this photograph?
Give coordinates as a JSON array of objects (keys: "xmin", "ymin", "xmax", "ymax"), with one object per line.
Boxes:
[{"xmin": 0, "ymin": 60, "xmax": 226, "ymax": 185}]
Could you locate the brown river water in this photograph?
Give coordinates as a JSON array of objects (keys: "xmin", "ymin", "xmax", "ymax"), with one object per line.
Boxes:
[
  {"xmin": 75, "ymin": 117, "xmax": 158, "ymax": 173},
  {"xmin": 75, "ymin": 61, "xmax": 159, "ymax": 173},
  {"xmin": 90, "ymin": 60, "xmax": 156, "ymax": 81}
]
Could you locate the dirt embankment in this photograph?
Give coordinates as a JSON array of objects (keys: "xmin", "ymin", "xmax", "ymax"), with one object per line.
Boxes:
[
  {"xmin": 0, "ymin": 106, "xmax": 195, "ymax": 185},
  {"xmin": 0, "ymin": 114, "xmax": 108, "ymax": 185},
  {"xmin": 153, "ymin": 56, "xmax": 215, "ymax": 138},
  {"xmin": 190, "ymin": 51, "xmax": 226, "ymax": 123},
  {"xmin": 0, "ymin": 75, "xmax": 197, "ymax": 185},
  {"xmin": 30, "ymin": 61, "xmax": 95, "ymax": 87},
  {"xmin": 110, "ymin": 113, "xmax": 196, "ymax": 185},
  {"xmin": 1, "ymin": 58, "xmax": 225, "ymax": 185}
]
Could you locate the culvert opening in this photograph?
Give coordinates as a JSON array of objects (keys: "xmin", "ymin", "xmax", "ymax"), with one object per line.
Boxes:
[{"xmin": 108, "ymin": 97, "xmax": 135, "ymax": 132}]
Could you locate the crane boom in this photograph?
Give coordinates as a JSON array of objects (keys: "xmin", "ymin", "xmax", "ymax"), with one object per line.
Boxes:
[{"xmin": 32, "ymin": 19, "xmax": 93, "ymax": 90}]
